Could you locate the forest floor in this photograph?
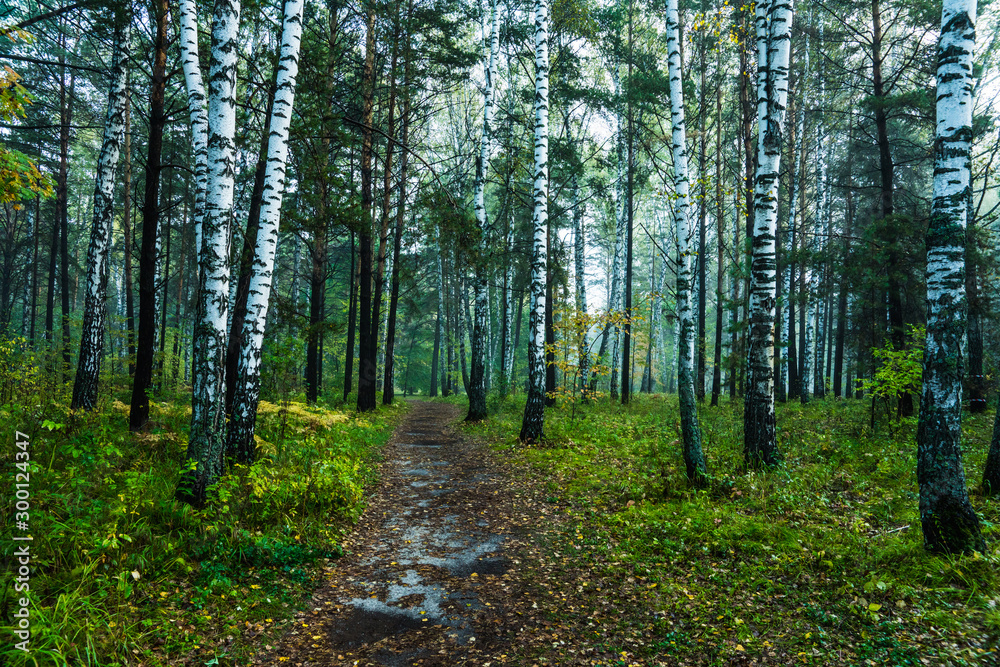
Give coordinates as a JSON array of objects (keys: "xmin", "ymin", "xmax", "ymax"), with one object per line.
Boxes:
[{"xmin": 248, "ymin": 396, "xmax": 1000, "ymax": 667}]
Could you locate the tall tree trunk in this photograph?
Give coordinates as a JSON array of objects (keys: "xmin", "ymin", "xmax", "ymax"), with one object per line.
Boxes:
[
  {"xmin": 178, "ymin": 0, "xmax": 208, "ymax": 397},
  {"xmin": 572, "ymin": 169, "xmax": 589, "ymax": 398},
  {"xmin": 918, "ymin": 0, "xmax": 983, "ymax": 553},
  {"xmin": 122, "ymin": 75, "xmax": 135, "ymax": 375},
  {"xmin": 519, "ymin": 0, "xmax": 549, "ymax": 443},
  {"xmin": 344, "ymin": 232, "xmax": 357, "ymax": 400},
  {"xmin": 227, "ymin": 80, "xmax": 276, "ymax": 413},
  {"xmin": 178, "ymin": 0, "xmax": 243, "ymax": 506},
  {"xmin": 711, "ymin": 60, "xmax": 725, "ymax": 407},
  {"xmin": 384, "ymin": 18, "xmax": 413, "ymax": 406},
  {"xmin": 743, "ymin": 0, "xmax": 791, "ymax": 468},
  {"xmin": 356, "ymin": 4, "xmax": 378, "ymax": 412},
  {"xmin": 71, "ymin": 23, "xmax": 128, "ymax": 410},
  {"xmin": 130, "ymin": 0, "xmax": 168, "ymax": 431},
  {"xmin": 58, "ymin": 61, "xmax": 75, "ymax": 372},
  {"xmin": 966, "ymin": 200, "xmax": 985, "ymax": 412},
  {"xmin": 696, "ymin": 32, "xmax": 708, "ymax": 402},
  {"xmin": 468, "ymin": 0, "xmax": 499, "ymax": 420},
  {"xmin": 544, "ymin": 252, "xmax": 556, "ymax": 407},
  {"xmin": 621, "ymin": 10, "xmax": 635, "ymax": 405},
  {"xmin": 226, "ymin": 0, "xmax": 304, "ymax": 463},
  {"xmin": 872, "ymin": 0, "xmax": 911, "ymax": 416},
  {"xmin": 666, "ymin": 0, "xmax": 707, "ymax": 482},
  {"xmin": 430, "ymin": 244, "xmax": 442, "ymax": 397},
  {"xmin": 306, "ymin": 231, "xmax": 327, "ymax": 403}
]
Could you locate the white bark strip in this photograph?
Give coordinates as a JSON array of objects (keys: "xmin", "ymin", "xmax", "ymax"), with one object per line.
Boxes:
[
  {"xmin": 468, "ymin": 0, "xmax": 500, "ymax": 420},
  {"xmin": 227, "ymin": 0, "xmax": 304, "ymax": 463},
  {"xmin": 181, "ymin": 0, "xmax": 243, "ymax": 506},
  {"xmin": 179, "ymin": 0, "xmax": 208, "ymax": 257},
  {"xmin": 744, "ymin": 0, "xmax": 793, "ymax": 466},
  {"xmin": 519, "ymin": 0, "xmax": 549, "ymax": 442},
  {"xmin": 917, "ymin": 0, "xmax": 984, "ymax": 553},
  {"xmin": 665, "ymin": 0, "xmax": 706, "ymax": 481},
  {"xmin": 71, "ymin": 25, "xmax": 129, "ymax": 411}
]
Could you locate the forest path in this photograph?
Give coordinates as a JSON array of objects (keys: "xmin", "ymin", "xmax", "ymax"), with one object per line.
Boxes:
[{"xmin": 253, "ymin": 400, "xmax": 523, "ymax": 666}]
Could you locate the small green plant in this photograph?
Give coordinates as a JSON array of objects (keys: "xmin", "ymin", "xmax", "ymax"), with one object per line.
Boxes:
[{"xmin": 862, "ymin": 324, "xmax": 924, "ymax": 425}]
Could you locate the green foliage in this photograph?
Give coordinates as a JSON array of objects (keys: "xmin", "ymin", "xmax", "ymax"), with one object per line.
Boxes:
[
  {"xmin": 0, "ymin": 392, "xmax": 402, "ymax": 666},
  {"xmin": 464, "ymin": 394, "xmax": 999, "ymax": 666},
  {"xmin": 0, "ymin": 33, "xmax": 54, "ymax": 204},
  {"xmin": 0, "ymin": 332, "xmax": 39, "ymax": 405},
  {"xmin": 863, "ymin": 324, "xmax": 924, "ymax": 423}
]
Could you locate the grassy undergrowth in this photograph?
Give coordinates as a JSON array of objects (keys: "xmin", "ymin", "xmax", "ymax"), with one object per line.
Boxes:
[
  {"xmin": 464, "ymin": 393, "xmax": 1000, "ymax": 666},
  {"xmin": 1, "ymin": 389, "xmax": 404, "ymax": 667}
]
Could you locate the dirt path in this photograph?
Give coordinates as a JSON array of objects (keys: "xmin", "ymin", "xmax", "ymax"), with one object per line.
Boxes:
[{"xmin": 253, "ymin": 401, "xmax": 523, "ymax": 666}]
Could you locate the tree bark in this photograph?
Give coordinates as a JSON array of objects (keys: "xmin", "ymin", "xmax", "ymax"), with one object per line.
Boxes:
[
  {"xmin": 467, "ymin": 0, "xmax": 499, "ymax": 420},
  {"xmin": 917, "ymin": 0, "xmax": 984, "ymax": 553},
  {"xmin": 71, "ymin": 23, "xmax": 128, "ymax": 411},
  {"xmin": 665, "ymin": 0, "xmax": 707, "ymax": 481},
  {"xmin": 519, "ymin": 0, "xmax": 549, "ymax": 443},
  {"xmin": 743, "ymin": 0, "xmax": 792, "ymax": 468},
  {"xmin": 356, "ymin": 4, "xmax": 378, "ymax": 412},
  {"xmin": 178, "ymin": 0, "xmax": 243, "ymax": 506},
  {"xmin": 130, "ymin": 0, "xmax": 168, "ymax": 431},
  {"xmin": 226, "ymin": 0, "xmax": 304, "ymax": 463}
]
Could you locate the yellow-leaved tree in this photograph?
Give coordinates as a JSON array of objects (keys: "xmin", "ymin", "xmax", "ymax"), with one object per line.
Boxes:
[{"xmin": 0, "ymin": 28, "xmax": 54, "ymax": 205}]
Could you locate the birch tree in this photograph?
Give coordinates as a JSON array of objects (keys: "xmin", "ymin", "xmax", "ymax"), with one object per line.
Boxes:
[
  {"xmin": 743, "ymin": 0, "xmax": 792, "ymax": 468},
  {"xmin": 467, "ymin": 0, "xmax": 500, "ymax": 422},
  {"xmin": 70, "ymin": 21, "xmax": 128, "ymax": 411},
  {"xmin": 519, "ymin": 0, "xmax": 549, "ymax": 443},
  {"xmin": 226, "ymin": 0, "xmax": 304, "ymax": 464},
  {"xmin": 916, "ymin": 0, "xmax": 984, "ymax": 554},
  {"xmin": 665, "ymin": 0, "xmax": 706, "ymax": 482},
  {"xmin": 177, "ymin": 0, "xmax": 242, "ymax": 507}
]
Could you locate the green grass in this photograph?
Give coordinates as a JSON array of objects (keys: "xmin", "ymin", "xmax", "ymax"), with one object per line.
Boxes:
[
  {"xmin": 0, "ymin": 386, "xmax": 404, "ymax": 667},
  {"xmin": 465, "ymin": 392, "xmax": 1000, "ymax": 666}
]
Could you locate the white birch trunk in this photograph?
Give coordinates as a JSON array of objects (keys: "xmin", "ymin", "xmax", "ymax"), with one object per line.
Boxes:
[
  {"xmin": 572, "ymin": 170, "xmax": 589, "ymax": 397},
  {"xmin": 226, "ymin": 0, "xmax": 304, "ymax": 463},
  {"xmin": 917, "ymin": 0, "xmax": 984, "ymax": 554},
  {"xmin": 519, "ymin": 0, "xmax": 549, "ymax": 442},
  {"xmin": 180, "ymin": 0, "xmax": 243, "ymax": 507},
  {"xmin": 665, "ymin": 0, "xmax": 706, "ymax": 480},
  {"xmin": 179, "ymin": 0, "xmax": 209, "ymax": 270},
  {"xmin": 468, "ymin": 0, "xmax": 500, "ymax": 420},
  {"xmin": 744, "ymin": 0, "xmax": 793, "ymax": 467},
  {"xmin": 609, "ymin": 72, "xmax": 626, "ymax": 397},
  {"xmin": 71, "ymin": 26, "xmax": 129, "ymax": 411}
]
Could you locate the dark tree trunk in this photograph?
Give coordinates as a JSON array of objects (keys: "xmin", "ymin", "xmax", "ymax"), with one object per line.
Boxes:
[
  {"xmin": 696, "ymin": 37, "xmax": 707, "ymax": 402},
  {"xmin": 544, "ymin": 266, "xmax": 556, "ymax": 407},
  {"xmin": 356, "ymin": 5, "xmax": 377, "ymax": 412},
  {"xmin": 430, "ymin": 275, "xmax": 440, "ymax": 397},
  {"xmin": 344, "ymin": 231, "xmax": 357, "ymax": 400},
  {"xmin": 620, "ymin": 103, "xmax": 634, "ymax": 405},
  {"xmin": 129, "ymin": 0, "xmax": 168, "ymax": 431},
  {"xmin": 29, "ymin": 195, "xmax": 40, "ymax": 344},
  {"xmin": 306, "ymin": 236, "xmax": 327, "ymax": 404},
  {"xmin": 123, "ymin": 83, "xmax": 135, "ymax": 375},
  {"xmin": 58, "ymin": 64, "xmax": 75, "ymax": 371}
]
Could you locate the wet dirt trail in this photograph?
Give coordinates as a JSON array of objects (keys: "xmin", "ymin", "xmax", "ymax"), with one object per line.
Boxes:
[{"xmin": 254, "ymin": 400, "xmax": 522, "ymax": 666}]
